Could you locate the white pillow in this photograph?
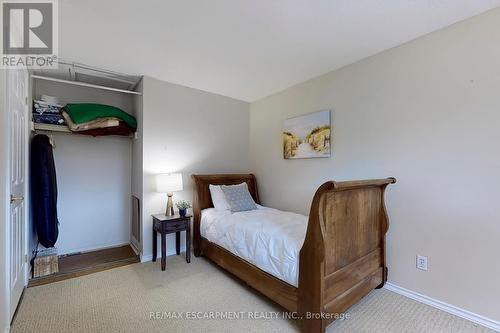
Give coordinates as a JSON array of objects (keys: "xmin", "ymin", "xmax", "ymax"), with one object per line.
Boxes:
[{"xmin": 209, "ymin": 184, "xmax": 230, "ymax": 210}]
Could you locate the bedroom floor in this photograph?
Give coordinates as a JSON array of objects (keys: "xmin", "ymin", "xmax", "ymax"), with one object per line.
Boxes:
[{"xmin": 11, "ymin": 255, "xmax": 491, "ymax": 333}]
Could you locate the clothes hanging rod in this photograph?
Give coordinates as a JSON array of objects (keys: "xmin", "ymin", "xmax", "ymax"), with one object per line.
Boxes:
[
  {"xmin": 31, "ymin": 75, "xmax": 142, "ymax": 95},
  {"xmin": 56, "ymin": 59, "xmax": 139, "ymax": 83}
]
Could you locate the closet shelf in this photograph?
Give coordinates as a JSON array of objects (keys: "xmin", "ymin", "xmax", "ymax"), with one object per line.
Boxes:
[
  {"xmin": 32, "ymin": 122, "xmax": 136, "ymax": 139},
  {"xmin": 32, "ymin": 75, "xmax": 142, "ymax": 95},
  {"xmin": 32, "ymin": 123, "xmax": 71, "ymax": 133}
]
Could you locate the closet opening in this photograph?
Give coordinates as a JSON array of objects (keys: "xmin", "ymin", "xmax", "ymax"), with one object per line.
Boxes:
[{"xmin": 27, "ymin": 60, "xmax": 144, "ymax": 286}]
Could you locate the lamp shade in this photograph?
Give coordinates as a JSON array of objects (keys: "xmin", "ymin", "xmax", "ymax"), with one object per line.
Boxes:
[{"xmin": 156, "ymin": 173, "xmax": 183, "ymax": 193}]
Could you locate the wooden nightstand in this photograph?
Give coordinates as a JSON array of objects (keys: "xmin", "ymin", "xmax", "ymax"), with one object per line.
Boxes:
[{"xmin": 152, "ymin": 214, "xmax": 191, "ymax": 271}]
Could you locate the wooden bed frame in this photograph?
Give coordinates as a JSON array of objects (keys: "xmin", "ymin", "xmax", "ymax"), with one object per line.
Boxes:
[{"xmin": 192, "ymin": 174, "xmax": 396, "ymax": 332}]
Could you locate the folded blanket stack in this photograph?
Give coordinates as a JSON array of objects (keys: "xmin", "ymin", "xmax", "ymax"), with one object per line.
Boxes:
[
  {"xmin": 62, "ymin": 104, "xmax": 137, "ymax": 137},
  {"xmin": 33, "ymin": 98, "xmax": 65, "ymax": 125}
]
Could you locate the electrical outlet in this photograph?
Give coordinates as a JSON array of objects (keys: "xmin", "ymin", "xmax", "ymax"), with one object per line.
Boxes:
[{"xmin": 416, "ymin": 255, "xmax": 428, "ymax": 271}]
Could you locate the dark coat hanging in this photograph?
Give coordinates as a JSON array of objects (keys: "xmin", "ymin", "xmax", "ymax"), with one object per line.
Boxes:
[{"xmin": 30, "ymin": 134, "xmax": 59, "ymax": 248}]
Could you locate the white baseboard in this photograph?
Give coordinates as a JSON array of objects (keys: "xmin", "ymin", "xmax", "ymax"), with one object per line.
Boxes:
[
  {"xmin": 141, "ymin": 254, "xmax": 154, "ymax": 263},
  {"xmin": 141, "ymin": 246, "xmax": 186, "ymax": 263},
  {"xmin": 384, "ymin": 283, "xmax": 500, "ymax": 332}
]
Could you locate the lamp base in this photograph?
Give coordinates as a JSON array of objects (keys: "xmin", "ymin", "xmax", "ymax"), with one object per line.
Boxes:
[{"xmin": 166, "ymin": 193, "xmax": 174, "ymax": 216}]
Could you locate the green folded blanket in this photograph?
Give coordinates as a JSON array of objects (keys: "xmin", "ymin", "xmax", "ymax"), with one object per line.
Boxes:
[{"xmin": 63, "ymin": 104, "xmax": 137, "ymax": 129}]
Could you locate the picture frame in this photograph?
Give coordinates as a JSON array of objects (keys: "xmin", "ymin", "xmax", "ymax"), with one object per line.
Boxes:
[{"xmin": 283, "ymin": 110, "xmax": 331, "ymax": 159}]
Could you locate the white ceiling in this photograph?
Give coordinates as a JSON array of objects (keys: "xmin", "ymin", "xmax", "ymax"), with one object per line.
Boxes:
[{"xmin": 59, "ymin": 0, "xmax": 500, "ymax": 102}]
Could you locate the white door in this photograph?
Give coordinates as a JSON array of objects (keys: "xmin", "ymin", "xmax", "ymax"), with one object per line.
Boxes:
[{"xmin": 7, "ymin": 68, "xmax": 28, "ymax": 320}]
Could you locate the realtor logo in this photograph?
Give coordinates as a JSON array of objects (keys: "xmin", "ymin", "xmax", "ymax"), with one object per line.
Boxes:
[{"xmin": 1, "ymin": 0, "xmax": 58, "ymax": 68}]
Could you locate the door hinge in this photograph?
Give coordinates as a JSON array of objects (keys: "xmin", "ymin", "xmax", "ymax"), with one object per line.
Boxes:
[
  {"xmin": 25, "ymin": 254, "xmax": 28, "ymax": 263},
  {"xmin": 25, "ymin": 97, "xmax": 28, "ymax": 105}
]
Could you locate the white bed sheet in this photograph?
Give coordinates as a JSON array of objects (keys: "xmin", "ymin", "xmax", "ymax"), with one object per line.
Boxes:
[{"xmin": 200, "ymin": 205, "xmax": 308, "ymax": 287}]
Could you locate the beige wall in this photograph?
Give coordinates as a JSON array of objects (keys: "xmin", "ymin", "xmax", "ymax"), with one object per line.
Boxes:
[
  {"xmin": 249, "ymin": 8, "xmax": 500, "ymax": 321},
  {"xmin": 142, "ymin": 77, "xmax": 250, "ymax": 259}
]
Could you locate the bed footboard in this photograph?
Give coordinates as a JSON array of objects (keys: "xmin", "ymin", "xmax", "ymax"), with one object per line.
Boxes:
[{"xmin": 298, "ymin": 178, "xmax": 396, "ymax": 333}]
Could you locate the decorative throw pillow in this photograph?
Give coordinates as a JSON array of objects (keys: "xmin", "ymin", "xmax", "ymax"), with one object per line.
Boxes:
[
  {"xmin": 221, "ymin": 183, "xmax": 257, "ymax": 212},
  {"xmin": 209, "ymin": 184, "xmax": 230, "ymax": 210}
]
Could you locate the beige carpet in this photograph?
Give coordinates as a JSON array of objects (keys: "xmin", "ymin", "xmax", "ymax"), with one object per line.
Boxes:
[{"xmin": 12, "ymin": 254, "xmax": 492, "ymax": 333}]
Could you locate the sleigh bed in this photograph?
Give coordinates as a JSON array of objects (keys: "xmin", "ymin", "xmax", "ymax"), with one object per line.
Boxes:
[{"xmin": 192, "ymin": 174, "xmax": 396, "ymax": 332}]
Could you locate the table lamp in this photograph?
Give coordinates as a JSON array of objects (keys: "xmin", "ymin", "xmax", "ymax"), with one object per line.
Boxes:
[{"xmin": 156, "ymin": 173, "xmax": 183, "ymax": 216}]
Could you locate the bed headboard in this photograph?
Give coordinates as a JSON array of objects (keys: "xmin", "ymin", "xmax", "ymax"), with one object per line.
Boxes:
[{"xmin": 191, "ymin": 174, "xmax": 260, "ymax": 256}]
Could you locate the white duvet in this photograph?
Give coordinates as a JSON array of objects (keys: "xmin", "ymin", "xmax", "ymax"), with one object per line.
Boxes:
[{"xmin": 200, "ymin": 205, "xmax": 308, "ymax": 287}]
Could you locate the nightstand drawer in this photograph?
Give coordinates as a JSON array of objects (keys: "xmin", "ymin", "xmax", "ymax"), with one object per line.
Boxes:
[{"xmin": 166, "ymin": 220, "xmax": 187, "ymax": 232}]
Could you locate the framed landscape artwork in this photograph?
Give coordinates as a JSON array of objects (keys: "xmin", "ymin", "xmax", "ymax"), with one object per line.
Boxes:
[{"xmin": 283, "ymin": 110, "xmax": 331, "ymax": 159}]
